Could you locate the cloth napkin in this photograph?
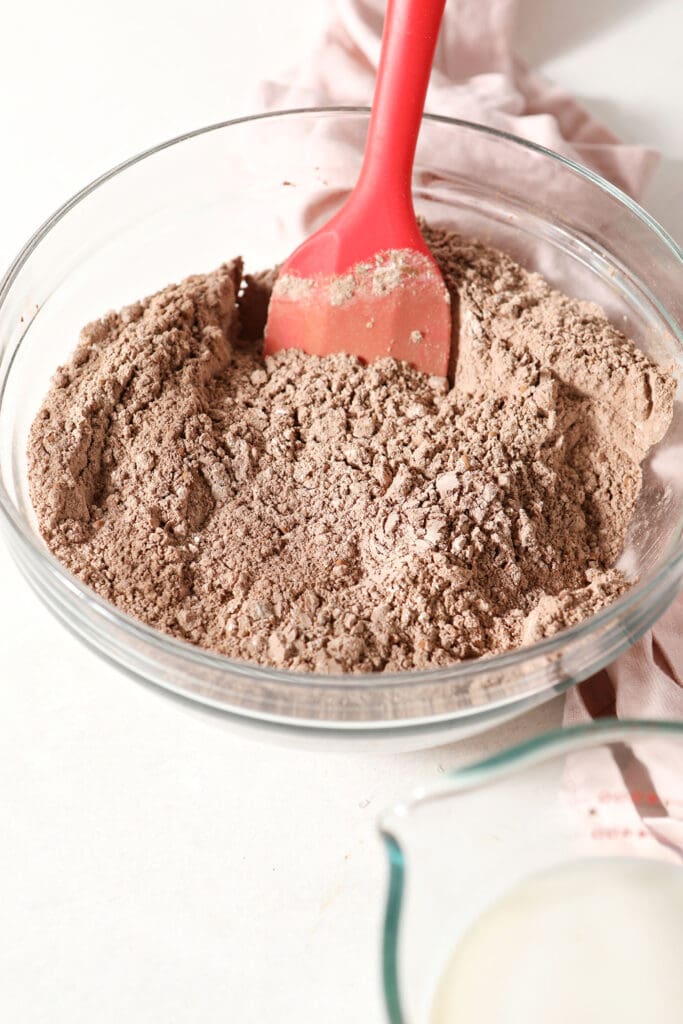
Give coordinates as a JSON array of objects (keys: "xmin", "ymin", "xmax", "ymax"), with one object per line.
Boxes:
[{"xmin": 256, "ymin": 0, "xmax": 683, "ymax": 724}]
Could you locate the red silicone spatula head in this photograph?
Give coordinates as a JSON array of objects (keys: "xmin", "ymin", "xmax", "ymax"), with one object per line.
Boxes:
[{"xmin": 264, "ymin": 0, "xmax": 452, "ymax": 378}]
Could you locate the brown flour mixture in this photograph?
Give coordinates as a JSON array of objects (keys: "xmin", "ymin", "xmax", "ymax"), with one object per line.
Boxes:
[{"xmin": 28, "ymin": 226, "xmax": 675, "ymax": 673}]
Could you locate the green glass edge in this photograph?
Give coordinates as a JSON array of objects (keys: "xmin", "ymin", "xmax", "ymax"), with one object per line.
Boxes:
[
  {"xmin": 381, "ymin": 832, "xmax": 406, "ymax": 1024},
  {"xmin": 444, "ymin": 718, "xmax": 683, "ymax": 789}
]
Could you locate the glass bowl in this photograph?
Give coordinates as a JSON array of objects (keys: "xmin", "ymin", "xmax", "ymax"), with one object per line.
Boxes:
[
  {"xmin": 379, "ymin": 719, "xmax": 683, "ymax": 1022},
  {"xmin": 0, "ymin": 109, "xmax": 681, "ymax": 747}
]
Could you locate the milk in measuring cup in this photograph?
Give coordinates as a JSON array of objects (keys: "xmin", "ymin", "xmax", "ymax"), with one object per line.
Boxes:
[{"xmin": 431, "ymin": 857, "xmax": 683, "ymax": 1024}]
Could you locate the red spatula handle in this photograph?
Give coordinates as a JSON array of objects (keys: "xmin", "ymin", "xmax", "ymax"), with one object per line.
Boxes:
[
  {"xmin": 355, "ymin": 0, "xmax": 446, "ymax": 207},
  {"xmin": 273, "ymin": 0, "xmax": 447, "ymax": 273}
]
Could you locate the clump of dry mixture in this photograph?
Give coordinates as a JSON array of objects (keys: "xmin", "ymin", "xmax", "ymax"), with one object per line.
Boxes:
[{"xmin": 28, "ymin": 226, "xmax": 676, "ymax": 673}]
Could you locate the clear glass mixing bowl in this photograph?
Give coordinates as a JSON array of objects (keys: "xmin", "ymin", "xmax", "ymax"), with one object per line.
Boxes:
[
  {"xmin": 0, "ymin": 109, "xmax": 681, "ymax": 746},
  {"xmin": 379, "ymin": 719, "xmax": 683, "ymax": 1022}
]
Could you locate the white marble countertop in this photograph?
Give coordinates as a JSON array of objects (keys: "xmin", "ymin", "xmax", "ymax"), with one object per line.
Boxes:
[{"xmin": 1, "ymin": 1, "xmax": 681, "ymax": 1021}]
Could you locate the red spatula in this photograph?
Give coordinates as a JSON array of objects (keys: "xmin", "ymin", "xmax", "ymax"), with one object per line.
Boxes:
[{"xmin": 264, "ymin": 0, "xmax": 452, "ymax": 378}]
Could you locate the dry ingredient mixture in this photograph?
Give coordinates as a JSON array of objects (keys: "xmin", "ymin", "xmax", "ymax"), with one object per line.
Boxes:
[{"xmin": 28, "ymin": 226, "xmax": 675, "ymax": 673}]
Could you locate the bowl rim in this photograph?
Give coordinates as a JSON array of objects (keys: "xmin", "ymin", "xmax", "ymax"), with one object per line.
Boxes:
[{"xmin": 1, "ymin": 105, "xmax": 682, "ymax": 699}]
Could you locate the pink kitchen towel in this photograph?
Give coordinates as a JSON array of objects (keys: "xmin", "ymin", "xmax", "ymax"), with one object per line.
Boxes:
[{"xmin": 257, "ymin": 0, "xmax": 683, "ymax": 725}]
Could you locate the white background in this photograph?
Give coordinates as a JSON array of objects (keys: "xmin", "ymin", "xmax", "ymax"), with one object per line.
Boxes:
[{"xmin": 1, "ymin": 2, "xmax": 681, "ymax": 1021}]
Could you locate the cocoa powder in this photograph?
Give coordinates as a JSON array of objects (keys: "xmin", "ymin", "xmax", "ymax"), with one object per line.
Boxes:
[{"xmin": 27, "ymin": 226, "xmax": 676, "ymax": 673}]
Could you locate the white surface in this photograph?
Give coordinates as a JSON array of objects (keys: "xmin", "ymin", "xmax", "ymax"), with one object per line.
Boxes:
[{"xmin": 0, "ymin": 2, "xmax": 680, "ymax": 1021}]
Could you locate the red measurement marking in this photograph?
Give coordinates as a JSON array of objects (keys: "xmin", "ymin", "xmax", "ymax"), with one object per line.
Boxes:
[
  {"xmin": 589, "ymin": 827, "xmax": 652, "ymax": 840},
  {"xmin": 595, "ymin": 791, "xmax": 681, "ymax": 807}
]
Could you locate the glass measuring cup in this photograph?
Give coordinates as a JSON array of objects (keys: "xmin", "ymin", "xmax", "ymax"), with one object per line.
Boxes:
[{"xmin": 379, "ymin": 720, "xmax": 683, "ymax": 1023}]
